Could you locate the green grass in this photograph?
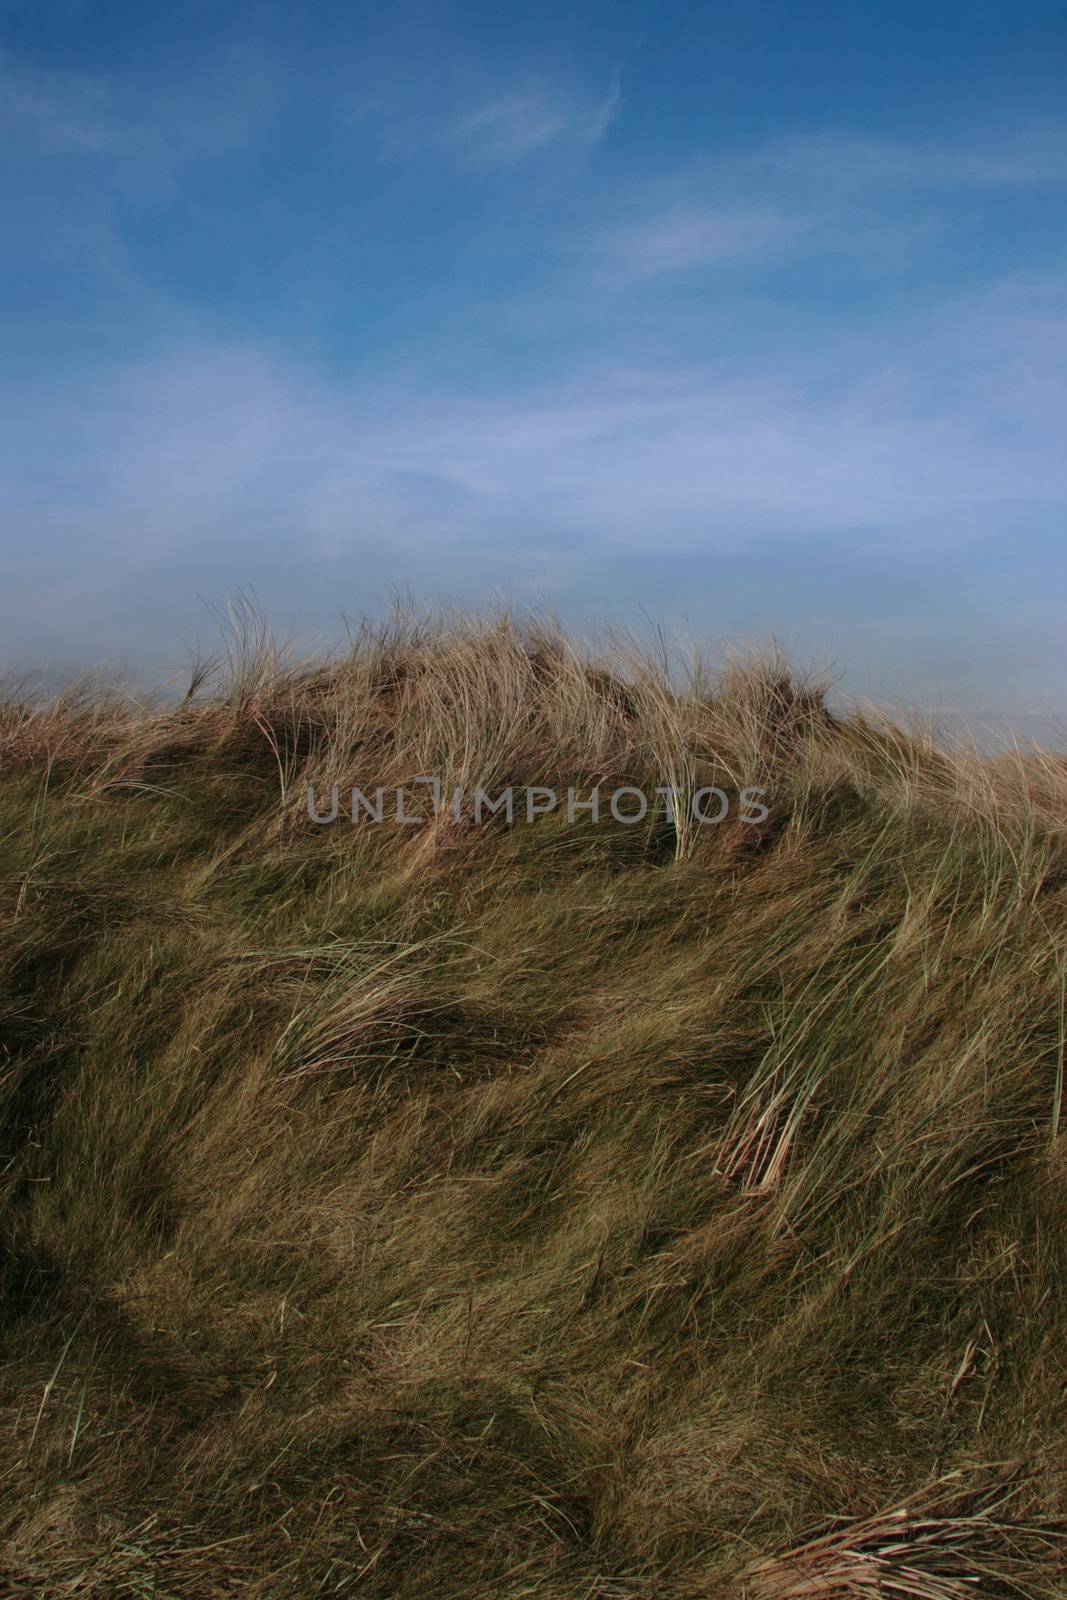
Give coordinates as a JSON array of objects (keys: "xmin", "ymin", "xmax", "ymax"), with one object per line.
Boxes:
[{"xmin": 2, "ymin": 608, "xmax": 1066, "ymax": 1597}]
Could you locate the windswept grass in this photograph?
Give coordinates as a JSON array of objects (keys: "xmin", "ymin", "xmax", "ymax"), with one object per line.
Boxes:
[{"xmin": 2, "ymin": 606, "xmax": 1066, "ymax": 1597}]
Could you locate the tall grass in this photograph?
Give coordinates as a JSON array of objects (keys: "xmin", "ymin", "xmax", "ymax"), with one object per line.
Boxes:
[{"xmin": 1, "ymin": 607, "xmax": 1066, "ymax": 1598}]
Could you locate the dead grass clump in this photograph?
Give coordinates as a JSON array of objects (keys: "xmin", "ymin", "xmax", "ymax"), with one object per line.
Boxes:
[{"xmin": 745, "ymin": 1475, "xmax": 1067, "ymax": 1599}]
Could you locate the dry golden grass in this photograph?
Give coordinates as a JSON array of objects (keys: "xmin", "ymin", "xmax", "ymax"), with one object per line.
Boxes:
[{"xmin": 2, "ymin": 606, "xmax": 1066, "ymax": 1597}]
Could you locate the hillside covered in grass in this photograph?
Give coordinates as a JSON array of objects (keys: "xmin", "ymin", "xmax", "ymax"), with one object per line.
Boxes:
[{"xmin": 2, "ymin": 610, "xmax": 1067, "ymax": 1599}]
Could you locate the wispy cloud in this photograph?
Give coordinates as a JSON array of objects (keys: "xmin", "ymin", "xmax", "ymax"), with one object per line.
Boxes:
[
  {"xmin": 574, "ymin": 121, "xmax": 1067, "ymax": 284},
  {"xmin": 764, "ymin": 126, "xmax": 1067, "ymax": 190},
  {"xmin": 0, "ymin": 51, "xmax": 117, "ymax": 152},
  {"xmin": 0, "ymin": 49, "xmax": 267, "ymax": 173},
  {"xmin": 438, "ymin": 76, "xmax": 621, "ymax": 163},
  {"xmin": 356, "ymin": 68, "xmax": 622, "ymax": 167},
  {"xmin": 5, "ymin": 272, "xmax": 1063, "ymax": 562},
  {"xmin": 590, "ymin": 201, "xmax": 805, "ymax": 281},
  {"xmin": 3, "ymin": 269, "xmax": 1065, "ymax": 725}
]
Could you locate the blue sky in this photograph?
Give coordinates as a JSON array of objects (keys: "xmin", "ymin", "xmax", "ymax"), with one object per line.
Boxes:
[{"xmin": 2, "ymin": 0, "xmax": 1066, "ymax": 736}]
